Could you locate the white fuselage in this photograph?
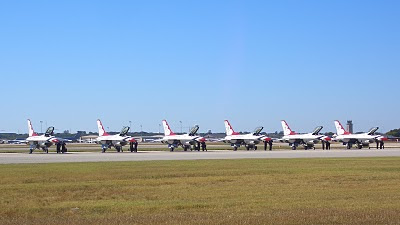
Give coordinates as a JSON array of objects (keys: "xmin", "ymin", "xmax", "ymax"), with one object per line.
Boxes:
[
  {"xmin": 281, "ymin": 133, "xmax": 324, "ymax": 145},
  {"xmin": 162, "ymin": 134, "xmax": 204, "ymax": 146},
  {"xmin": 223, "ymin": 134, "xmax": 265, "ymax": 145},
  {"xmin": 26, "ymin": 135, "xmax": 57, "ymax": 149},
  {"xmin": 334, "ymin": 133, "xmax": 383, "ymax": 144},
  {"xmin": 96, "ymin": 134, "xmax": 134, "ymax": 147}
]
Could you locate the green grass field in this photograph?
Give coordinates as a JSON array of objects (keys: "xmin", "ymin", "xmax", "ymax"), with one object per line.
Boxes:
[{"xmin": 1, "ymin": 158, "xmax": 400, "ymax": 224}]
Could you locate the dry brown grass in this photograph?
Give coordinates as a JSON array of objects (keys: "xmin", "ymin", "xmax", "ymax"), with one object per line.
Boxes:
[{"xmin": 0, "ymin": 158, "xmax": 400, "ymax": 224}]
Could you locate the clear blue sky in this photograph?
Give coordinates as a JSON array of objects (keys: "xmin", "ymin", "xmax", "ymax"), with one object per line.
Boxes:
[{"xmin": 0, "ymin": 0, "xmax": 399, "ymax": 134}]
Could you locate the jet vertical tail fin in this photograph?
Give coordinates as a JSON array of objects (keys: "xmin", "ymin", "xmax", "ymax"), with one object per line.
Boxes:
[
  {"xmin": 281, "ymin": 120, "xmax": 296, "ymax": 135},
  {"xmin": 334, "ymin": 120, "xmax": 350, "ymax": 135},
  {"xmin": 162, "ymin": 120, "xmax": 176, "ymax": 136},
  {"xmin": 27, "ymin": 119, "xmax": 38, "ymax": 137},
  {"xmin": 224, "ymin": 120, "xmax": 239, "ymax": 136},
  {"xmin": 97, "ymin": 119, "xmax": 109, "ymax": 136}
]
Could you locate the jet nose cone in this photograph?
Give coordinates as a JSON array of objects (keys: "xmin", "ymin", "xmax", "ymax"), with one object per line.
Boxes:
[
  {"xmin": 264, "ymin": 137, "xmax": 271, "ymax": 142},
  {"xmin": 198, "ymin": 137, "xmax": 206, "ymax": 142}
]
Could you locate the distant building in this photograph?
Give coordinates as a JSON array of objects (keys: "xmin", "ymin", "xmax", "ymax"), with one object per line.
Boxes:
[
  {"xmin": 347, "ymin": 120, "xmax": 353, "ymax": 134},
  {"xmin": 79, "ymin": 135, "xmax": 98, "ymax": 143}
]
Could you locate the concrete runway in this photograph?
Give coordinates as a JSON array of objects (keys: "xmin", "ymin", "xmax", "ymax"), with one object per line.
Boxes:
[{"xmin": 1, "ymin": 149, "xmax": 400, "ymax": 164}]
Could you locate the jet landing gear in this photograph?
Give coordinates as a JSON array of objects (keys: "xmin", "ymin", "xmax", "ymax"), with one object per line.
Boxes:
[
  {"xmin": 41, "ymin": 147, "xmax": 49, "ymax": 154},
  {"xmin": 245, "ymin": 144, "xmax": 257, "ymax": 151},
  {"xmin": 168, "ymin": 144, "xmax": 176, "ymax": 152},
  {"xmin": 115, "ymin": 146, "xmax": 122, "ymax": 152},
  {"xmin": 101, "ymin": 144, "xmax": 110, "ymax": 153},
  {"xmin": 356, "ymin": 142, "xmax": 364, "ymax": 149},
  {"xmin": 183, "ymin": 146, "xmax": 190, "ymax": 151},
  {"xmin": 231, "ymin": 144, "xmax": 240, "ymax": 151},
  {"xmin": 304, "ymin": 145, "xmax": 315, "ymax": 150}
]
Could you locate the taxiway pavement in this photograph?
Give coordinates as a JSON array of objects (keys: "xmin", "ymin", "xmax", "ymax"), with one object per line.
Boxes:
[{"xmin": 1, "ymin": 149, "xmax": 400, "ymax": 164}]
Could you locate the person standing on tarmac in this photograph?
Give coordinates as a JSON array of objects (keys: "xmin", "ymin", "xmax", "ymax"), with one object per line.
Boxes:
[
  {"xmin": 326, "ymin": 141, "xmax": 331, "ymax": 150},
  {"xmin": 134, "ymin": 141, "xmax": 138, "ymax": 152},
  {"xmin": 56, "ymin": 142, "xmax": 61, "ymax": 153},
  {"xmin": 264, "ymin": 141, "xmax": 268, "ymax": 151},
  {"xmin": 380, "ymin": 141, "xmax": 384, "ymax": 149},
  {"xmin": 322, "ymin": 140, "xmax": 325, "ymax": 150},
  {"xmin": 201, "ymin": 142, "xmax": 207, "ymax": 151},
  {"xmin": 268, "ymin": 141, "xmax": 272, "ymax": 151},
  {"xmin": 61, "ymin": 142, "xmax": 67, "ymax": 153}
]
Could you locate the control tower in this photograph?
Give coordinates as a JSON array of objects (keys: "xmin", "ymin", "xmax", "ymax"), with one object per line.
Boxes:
[{"xmin": 346, "ymin": 120, "xmax": 353, "ymax": 134}]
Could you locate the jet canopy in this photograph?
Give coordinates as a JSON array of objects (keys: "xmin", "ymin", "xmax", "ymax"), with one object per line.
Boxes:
[
  {"xmin": 311, "ymin": 126, "xmax": 323, "ymax": 135},
  {"xmin": 120, "ymin": 126, "xmax": 130, "ymax": 136},
  {"xmin": 367, "ymin": 127, "xmax": 379, "ymax": 135},
  {"xmin": 189, "ymin": 125, "xmax": 199, "ymax": 136},
  {"xmin": 45, "ymin": 127, "xmax": 54, "ymax": 137},
  {"xmin": 253, "ymin": 126, "xmax": 264, "ymax": 135}
]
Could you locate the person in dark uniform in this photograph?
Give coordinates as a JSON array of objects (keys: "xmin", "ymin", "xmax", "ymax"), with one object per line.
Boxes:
[
  {"xmin": 201, "ymin": 142, "xmax": 207, "ymax": 151},
  {"xmin": 264, "ymin": 141, "xmax": 268, "ymax": 151},
  {"xmin": 326, "ymin": 141, "xmax": 331, "ymax": 150},
  {"xmin": 380, "ymin": 141, "xmax": 384, "ymax": 149},
  {"xmin": 268, "ymin": 141, "xmax": 272, "ymax": 151},
  {"xmin": 56, "ymin": 142, "xmax": 61, "ymax": 153},
  {"xmin": 376, "ymin": 141, "xmax": 379, "ymax": 149},
  {"xmin": 61, "ymin": 142, "xmax": 67, "ymax": 153},
  {"xmin": 134, "ymin": 141, "xmax": 138, "ymax": 152},
  {"xmin": 197, "ymin": 142, "xmax": 201, "ymax": 151},
  {"xmin": 322, "ymin": 140, "xmax": 325, "ymax": 150}
]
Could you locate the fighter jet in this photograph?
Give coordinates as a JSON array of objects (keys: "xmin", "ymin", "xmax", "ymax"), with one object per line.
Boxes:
[
  {"xmin": 161, "ymin": 120, "xmax": 205, "ymax": 151},
  {"xmin": 222, "ymin": 120, "xmax": 272, "ymax": 151},
  {"xmin": 26, "ymin": 119, "xmax": 68, "ymax": 154},
  {"xmin": 280, "ymin": 120, "xmax": 327, "ymax": 150},
  {"xmin": 333, "ymin": 120, "xmax": 387, "ymax": 149},
  {"xmin": 96, "ymin": 119, "xmax": 138, "ymax": 153}
]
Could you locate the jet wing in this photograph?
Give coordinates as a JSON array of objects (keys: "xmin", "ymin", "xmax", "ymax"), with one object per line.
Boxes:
[
  {"xmin": 150, "ymin": 138, "xmax": 164, "ymax": 143},
  {"xmin": 321, "ymin": 136, "xmax": 332, "ymax": 141},
  {"xmin": 206, "ymin": 138, "xmax": 224, "ymax": 142},
  {"xmin": 123, "ymin": 137, "xmax": 137, "ymax": 142},
  {"xmin": 264, "ymin": 137, "xmax": 279, "ymax": 142},
  {"xmin": 10, "ymin": 139, "xmax": 29, "ymax": 144},
  {"xmin": 51, "ymin": 137, "xmax": 72, "ymax": 143}
]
